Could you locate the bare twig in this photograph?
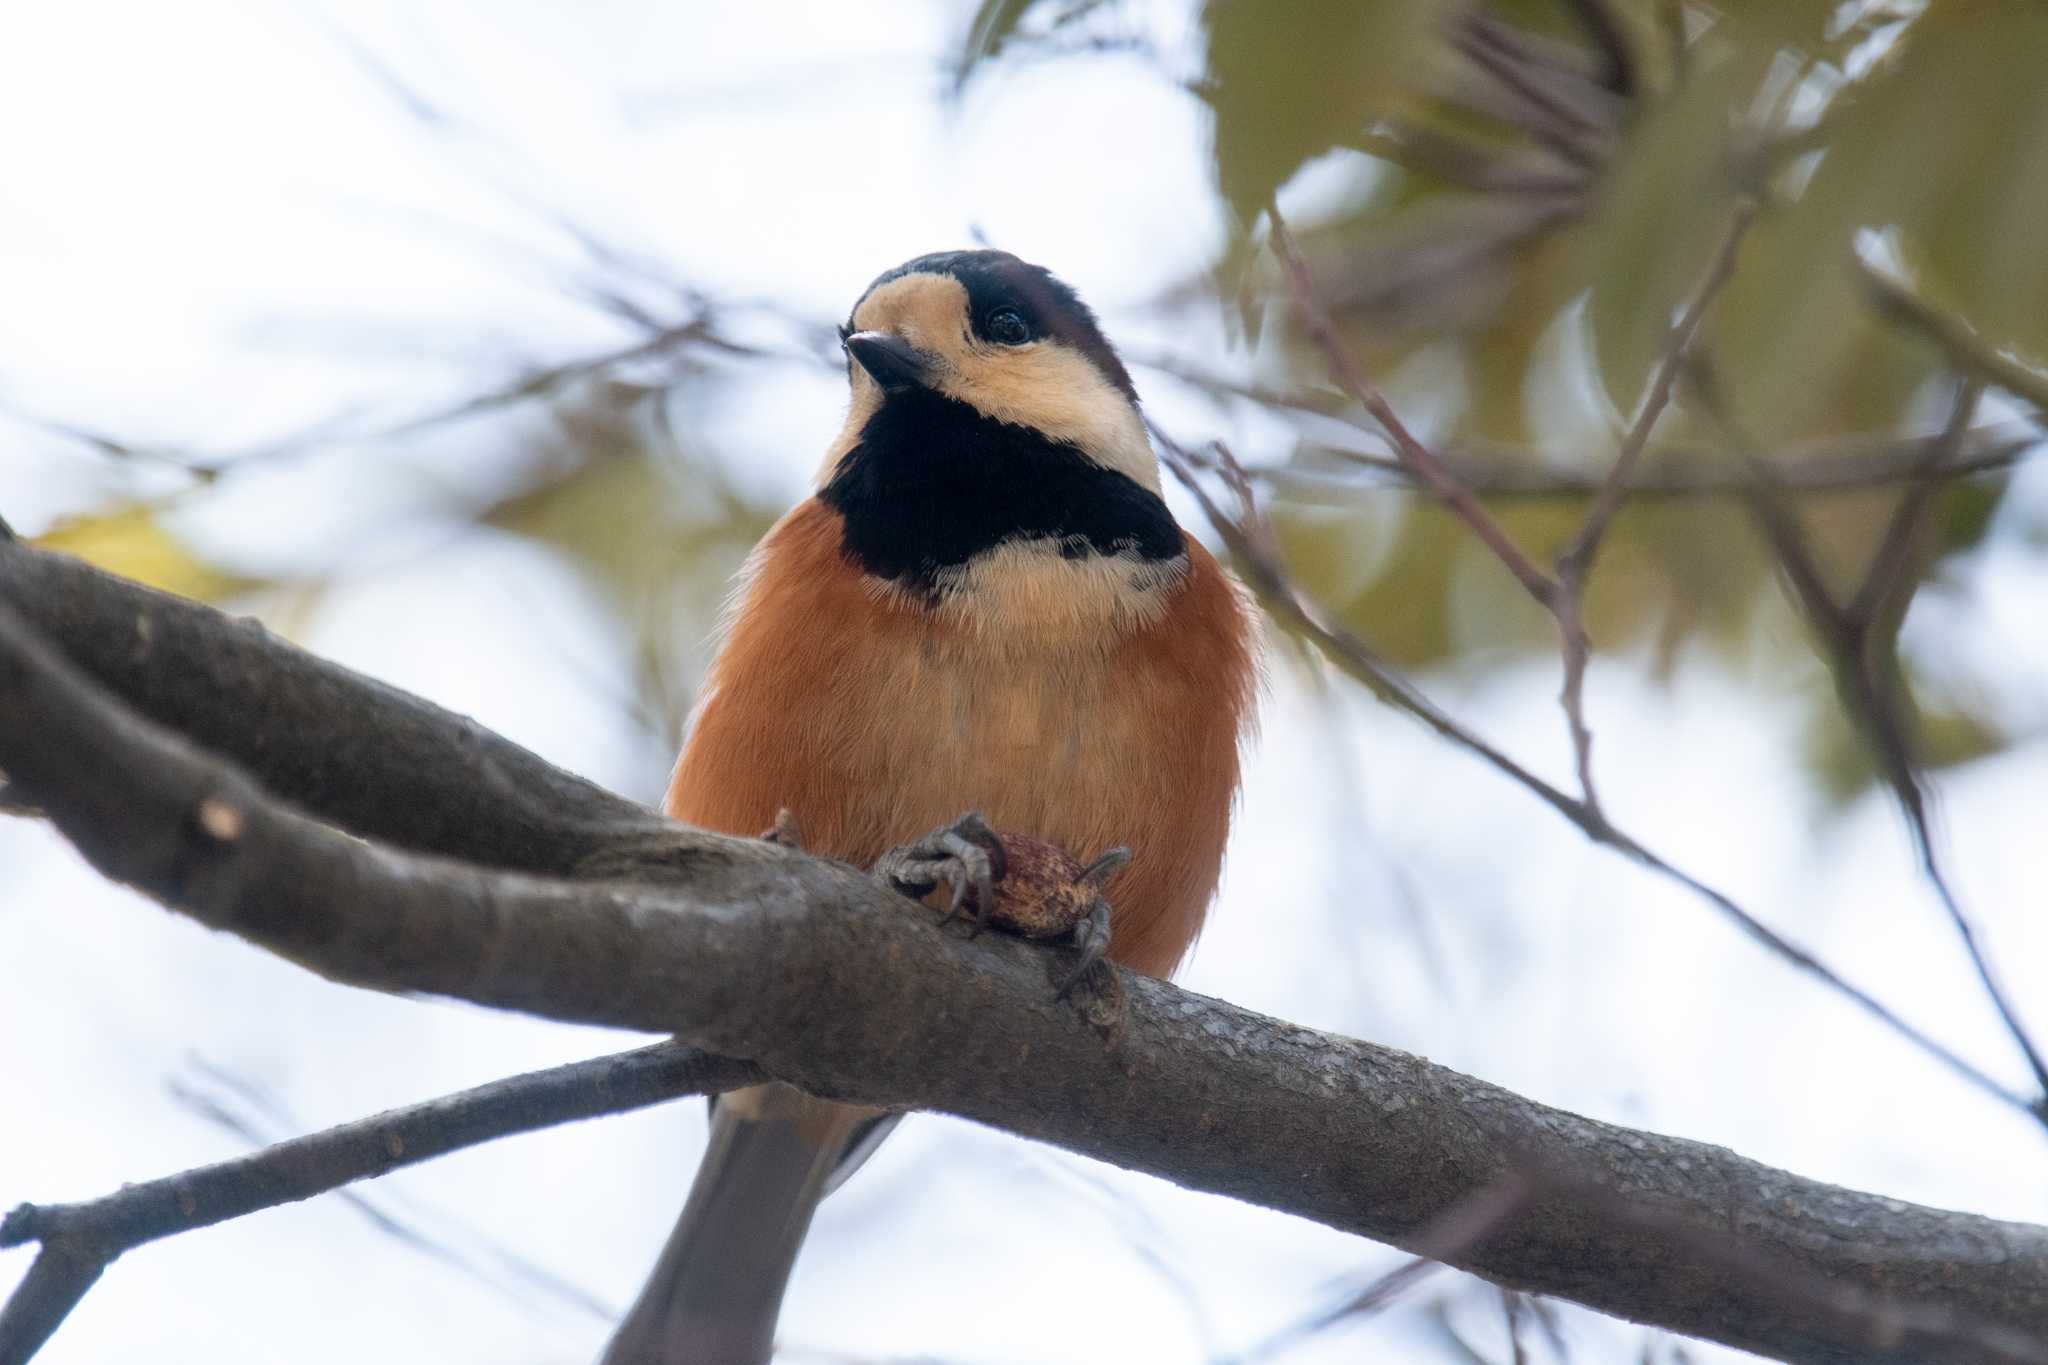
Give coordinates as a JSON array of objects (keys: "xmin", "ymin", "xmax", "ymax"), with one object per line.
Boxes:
[
  {"xmin": 1557, "ymin": 202, "xmax": 1756, "ymax": 584},
  {"xmin": 1135, "ymin": 351, "xmax": 2042, "ymax": 500},
  {"xmin": 1150, "ymin": 426, "xmax": 2036, "ymax": 1127},
  {"xmin": 1694, "ymin": 366, "xmax": 2048, "ymax": 1112},
  {"xmin": 1265, "ymin": 427, "xmax": 2041, "ymax": 501},
  {"xmin": 1862, "ymin": 258, "xmax": 2048, "ymax": 414},
  {"xmin": 1152, "ymin": 426, "xmax": 1588, "ymax": 825},
  {"xmin": 1448, "ymin": 19, "xmax": 1612, "ymax": 168},
  {"xmin": 1253, "ymin": 200, "xmax": 2029, "ymax": 1118},
  {"xmin": 168, "ymin": 1058, "xmax": 616, "ymax": 1322},
  {"xmin": 1559, "ymin": 0, "xmax": 1637, "ymax": 94},
  {"xmin": 0, "ymin": 1042, "xmax": 760, "ymax": 1364},
  {"xmin": 1504, "ymin": 1289, "xmax": 1531, "ymax": 1365},
  {"xmin": 1229, "ymin": 1175, "xmax": 1536, "ymax": 1364},
  {"xmin": 1265, "ymin": 198, "xmax": 1764, "ymax": 827},
  {"xmin": 1266, "ymin": 203, "xmax": 1563, "ymax": 610},
  {"xmin": 1553, "ymin": 199, "xmax": 1757, "ymax": 814}
]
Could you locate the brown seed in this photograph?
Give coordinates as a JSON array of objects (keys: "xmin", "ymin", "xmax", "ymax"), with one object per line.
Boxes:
[{"xmin": 984, "ymin": 831, "xmax": 1106, "ymax": 939}]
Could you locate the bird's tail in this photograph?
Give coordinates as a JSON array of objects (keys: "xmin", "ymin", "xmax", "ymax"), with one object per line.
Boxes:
[{"xmin": 600, "ymin": 1091, "xmax": 850, "ymax": 1365}]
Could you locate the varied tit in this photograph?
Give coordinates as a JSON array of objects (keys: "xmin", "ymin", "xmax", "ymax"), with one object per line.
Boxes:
[{"xmin": 602, "ymin": 249, "xmax": 1257, "ymax": 1365}]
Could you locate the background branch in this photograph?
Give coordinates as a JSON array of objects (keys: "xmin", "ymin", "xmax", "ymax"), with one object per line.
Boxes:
[
  {"xmin": 0, "ymin": 1043, "xmax": 761, "ymax": 1365},
  {"xmin": 1150, "ymin": 428, "xmax": 2034, "ymax": 1127},
  {"xmin": 1688, "ymin": 365, "xmax": 2048, "ymax": 1111}
]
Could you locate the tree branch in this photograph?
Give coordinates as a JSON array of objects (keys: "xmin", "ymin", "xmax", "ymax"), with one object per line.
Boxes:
[
  {"xmin": 1265, "ymin": 203, "xmax": 1565, "ymax": 611},
  {"xmin": 0, "ymin": 538, "xmax": 685, "ymax": 877},
  {"xmin": 1552, "ymin": 199, "xmax": 1755, "ymax": 818},
  {"xmin": 1258, "ymin": 424, "xmax": 2041, "ymax": 502},
  {"xmin": 1689, "ymin": 365, "xmax": 2048, "ymax": 1112},
  {"xmin": 1148, "ymin": 428, "xmax": 2034, "ymax": 1127},
  {"xmin": 0, "ymin": 1043, "xmax": 760, "ymax": 1364},
  {"xmin": 5, "ymin": 549, "xmax": 2048, "ymax": 1363}
]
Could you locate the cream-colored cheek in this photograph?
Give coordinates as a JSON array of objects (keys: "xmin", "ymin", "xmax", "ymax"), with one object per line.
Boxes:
[{"xmin": 939, "ymin": 347, "xmax": 1159, "ymax": 494}]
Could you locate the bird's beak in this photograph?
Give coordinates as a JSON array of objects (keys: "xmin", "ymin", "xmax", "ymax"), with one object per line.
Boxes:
[{"xmin": 843, "ymin": 331, "xmax": 935, "ymax": 394}]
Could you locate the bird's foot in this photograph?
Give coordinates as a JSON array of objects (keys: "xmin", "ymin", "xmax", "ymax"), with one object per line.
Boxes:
[
  {"xmin": 1052, "ymin": 848, "xmax": 1125, "ymax": 999},
  {"xmin": 873, "ymin": 810, "xmax": 1007, "ymax": 931}
]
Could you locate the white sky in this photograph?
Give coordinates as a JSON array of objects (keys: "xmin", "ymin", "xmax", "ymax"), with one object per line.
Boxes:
[{"xmin": 5, "ymin": 3, "xmax": 2048, "ymax": 1363}]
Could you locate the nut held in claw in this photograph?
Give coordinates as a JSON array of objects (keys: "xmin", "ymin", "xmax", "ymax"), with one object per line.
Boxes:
[{"xmin": 982, "ymin": 831, "xmax": 1128, "ymax": 940}]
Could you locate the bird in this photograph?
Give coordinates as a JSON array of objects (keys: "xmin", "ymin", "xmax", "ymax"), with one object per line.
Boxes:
[{"xmin": 600, "ymin": 249, "xmax": 1257, "ymax": 1365}]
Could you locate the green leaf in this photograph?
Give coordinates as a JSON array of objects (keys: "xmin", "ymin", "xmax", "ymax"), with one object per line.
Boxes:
[
  {"xmin": 1201, "ymin": 0, "xmax": 1446, "ymax": 226},
  {"xmin": 33, "ymin": 505, "xmax": 263, "ymax": 603}
]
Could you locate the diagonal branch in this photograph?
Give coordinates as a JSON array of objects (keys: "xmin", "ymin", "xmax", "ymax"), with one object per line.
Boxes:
[
  {"xmin": 1693, "ymin": 367, "xmax": 2048, "ymax": 1111},
  {"xmin": 1861, "ymin": 257, "xmax": 2048, "ymax": 415},
  {"xmin": 1149, "ymin": 427, "xmax": 2035, "ymax": 1130},
  {"xmin": 5, "ymin": 547, "xmax": 2048, "ymax": 1363},
  {"xmin": 1266, "ymin": 202, "xmax": 1564, "ymax": 612},
  {"xmin": 1552, "ymin": 199, "xmax": 1756, "ymax": 815},
  {"xmin": 0, "ymin": 1043, "xmax": 760, "ymax": 1364},
  {"xmin": 1264, "ymin": 426, "xmax": 2041, "ymax": 501}
]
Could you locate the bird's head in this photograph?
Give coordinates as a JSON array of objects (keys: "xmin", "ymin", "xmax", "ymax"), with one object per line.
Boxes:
[
  {"xmin": 815, "ymin": 250, "xmax": 1181, "ymax": 609},
  {"xmin": 822, "ymin": 250, "xmax": 1156, "ymax": 495}
]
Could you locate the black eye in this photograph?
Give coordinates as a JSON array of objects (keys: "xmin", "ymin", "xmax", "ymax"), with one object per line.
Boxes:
[{"xmin": 984, "ymin": 307, "xmax": 1032, "ymax": 346}]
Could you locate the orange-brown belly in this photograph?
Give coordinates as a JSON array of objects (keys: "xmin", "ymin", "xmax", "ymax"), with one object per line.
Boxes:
[{"xmin": 667, "ymin": 500, "xmax": 1251, "ymax": 978}]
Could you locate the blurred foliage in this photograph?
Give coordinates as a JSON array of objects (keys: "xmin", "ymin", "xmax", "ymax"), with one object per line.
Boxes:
[
  {"xmin": 474, "ymin": 388, "xmax": 778, "ymax": 749},
  {"xmin": 34, "ymin": 0, "xmax": 2048, "ymax": 808},
  {"xmin": 959, "ymin": 0, "xmax": 2047, "ymax": 798},
  {"xmin": 33, "ymin": 504, "xmax": 265, "ymax": 603}
]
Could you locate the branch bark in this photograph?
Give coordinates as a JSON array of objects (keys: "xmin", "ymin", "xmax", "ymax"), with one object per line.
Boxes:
[{"xmin": 5, "ymin": 540, "xmax": 2048, "ymax": 1365}]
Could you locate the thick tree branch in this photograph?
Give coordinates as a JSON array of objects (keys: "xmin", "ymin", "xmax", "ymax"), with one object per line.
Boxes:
[
  {"xmin": 0, "ymin": 1043, "xmax": 760, "ymax": 1365},
  {"xmin": 0, "ymin": 538, "xmax": 686, "ymax": 876},
  {"xmin": 4, "ymin": 547, "xmax": 2048, "ymax": 1363}
]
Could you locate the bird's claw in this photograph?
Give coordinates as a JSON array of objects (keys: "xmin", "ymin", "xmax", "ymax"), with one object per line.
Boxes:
[
  {"xmin": 873, "ymin": 811, "xmax": 1007, "ymax": 932},
  {"xmin": 1053, "ymin": 893, "xmax": 1114, "ymax": 1000}
]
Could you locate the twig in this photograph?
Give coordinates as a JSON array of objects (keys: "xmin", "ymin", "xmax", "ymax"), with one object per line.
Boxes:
[
  {"xmin": 1265, "ymin": 203, "xmax": 1563, "ymax": 611},
  {"xmin": 168, "ymin": 1059, "xmax": 616, "ymax": 1322},
  {"xmin": 1559, "ymin": 0, "xmax": 1637, "ymax": 94},
  {"xmin": 1557, "ymin": 202, "xmax": 1756, "ymax": 585},
  {"xmin": 1448, "ymin": 20, "xmax": 1609, "ymax": 168},
  {"xmin": 1504, "ymin": 1289, "xmax": 1531, "ymax": 1365},
  {"xmin": 1134, "ymin": 352, "xmax": 2043, "ymax": 500},
  {"xmin": 1264, "ymin": 427, "xmax": 2041, "ymax": 501},
  {"xmin": 1228, "ymin": 1176, "xmax": 1536, "ymax": 1364},
  {"xmin": 1694, "ymin": 366, "xmax": 2048, "ymax": 1113},
  {"xmin": 1552, "ymin": 199, "xmax": 1757, "ymax": 814},
  {"xmin": 1151, "ymin": 425, "xmax": 2037, "ymax": 1128},
  {"xmin": 0, "ymin": 1042, "xmax": 760, "ymax": 1364},
  {"xmin": 1862, "ymin": 258, "xmax": 2048, "ymax": 414},
  {"xmin": 1152, "ymin": 426, "xmax": 1588, "ymax": 827}
]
